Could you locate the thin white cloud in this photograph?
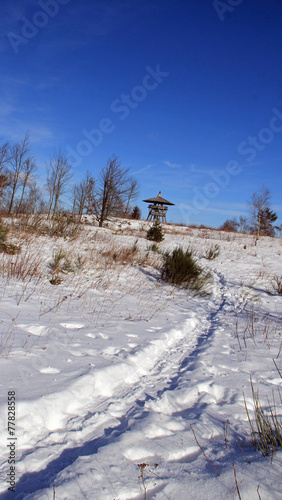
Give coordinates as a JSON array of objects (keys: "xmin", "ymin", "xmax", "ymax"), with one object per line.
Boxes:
[
  {"xmin": 148, "ymin": 132, "xmax": 159, "ymax": 141},
  {"xmin": 0, "ymin": 100, "xmax": 17, "ymax": 117},
  {"xmin": 273, "ymin": 205, "xmax": 282, "ymax": 212},
  {"xmin": 178, "ymin": 202, "xmax": 247, "ymax": 217},
  {"xmin": 0, "ymin": 120, "xmax": 53, "ymax": 144},
  {"xmin": 192, "ymin": 207, "xmax": 246, "ymax": 216},
  {"xmin": 189, "ymin": 163, "xmax": 214, "ymax": 174},
  {"xmin": 164, "ymin": 160, "xmax": 182, "ymax": 169},
  {"xmin": 210, "ymin": 201, "xmax": 247, "ymax": 210},
  {"xmin": 132, "ymin": 163, "xmax": 155, "ymax": 175},
  {"xmin": 189, "ymin": 161, "xmax": 259, "ymax": 178},
  {"xmin": 0, "ymin": 75, "xmax": 29, "ymax": 87}
]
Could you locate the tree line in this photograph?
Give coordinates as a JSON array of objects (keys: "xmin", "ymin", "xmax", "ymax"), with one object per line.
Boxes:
[
  {"xmin": 0, "ymin": 134, "xmax": 140, "ymax": 227},
  {"xmin": 220, "ymin": 186, "xmax": 280, "ymax": 237}
]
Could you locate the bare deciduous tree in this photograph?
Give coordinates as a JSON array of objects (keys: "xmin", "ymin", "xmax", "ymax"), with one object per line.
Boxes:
[
  {"xmin": 46, "ymin": 149, "xmax": 73, "ymax": 218},
  {"xmin": 248, "ymin": 186, "xmax": 277, "ymax": 237},
  {"xmin": 124, "ymin": 177, "xmax": 139, "ymax": 216},
  {"xmin": 92, "ymin": 155, "xmax": 139, "ymax": 227},
  {"xmin": 7, "ymin": 133, "xmax": 30, "ymax": 214},
  {"xmin": 16, "ymin": 157, "xmax": 37, "ymax": 215},
  {"xmin": 16, "ymin": 183, "xmax": 42, "ymax": 216},
  {"xmin": 219, "ymin": 218, "xmax": 239, "ymax": 232},
  {"xmin": 72, "ymin": 171, "xmax": 95, "ymax": 222},
  {"xmin": 0, "ymin": 141, "xmax": 10, "ymax": 167},
  {"xmin": 237, "ymin": 215, "xmax": 250, "ymax": 234},
  {"xmin": 219, "ymin": 215, "xmax": 251, "ymax": 234},
  {"xmin": 0, "ymin": 141, "xmax": 11, "ymax": 200}
]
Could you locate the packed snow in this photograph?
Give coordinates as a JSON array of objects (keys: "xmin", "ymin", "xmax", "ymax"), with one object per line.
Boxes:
[{"xmin": 0, "ymin": 219, "xmax": 281, "ymax": 499}]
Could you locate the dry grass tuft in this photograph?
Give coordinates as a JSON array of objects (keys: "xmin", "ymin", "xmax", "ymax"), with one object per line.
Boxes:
[
  {"xmin": 12, "ymin": 213, "xmax": 81, "ymax": 240},
  {"xmin": 233, "ymin": 305, "xmax": 281, "ymax": 352},
  {"xmin": 204, "ymin": 243, "xmax": 220, "ymax": 260},
  {"xmin": 245, "ymin": 377, "xmax": 282, "ymax": 457},
  {"xmin": 0, "ymin": 248, "xmax": 44, "ymax": 282}
]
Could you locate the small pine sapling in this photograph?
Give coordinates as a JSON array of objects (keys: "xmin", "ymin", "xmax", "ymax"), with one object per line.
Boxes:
[{"xmin": 146, "ymin": 220, "xmax": 164, "ymax": 242}]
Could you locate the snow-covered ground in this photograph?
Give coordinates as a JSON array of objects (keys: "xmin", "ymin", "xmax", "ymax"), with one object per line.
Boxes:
[{"xmin": 0, "ymin": 219, "xmax": 281, "ymax": 499}]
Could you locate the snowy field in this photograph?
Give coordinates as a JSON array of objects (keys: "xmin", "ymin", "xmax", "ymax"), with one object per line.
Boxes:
[{"xmin": 0, "ymin": 218, "xmax": 281, "ymax": 499}]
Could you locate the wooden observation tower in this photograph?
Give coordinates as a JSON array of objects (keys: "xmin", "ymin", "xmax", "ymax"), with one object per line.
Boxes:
[{"xmin": 143, "ymin": 192, "xmax": 174, "ymax": 223}]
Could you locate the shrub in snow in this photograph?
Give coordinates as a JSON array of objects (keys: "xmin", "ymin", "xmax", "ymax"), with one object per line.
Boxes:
[
  {"xmin": 161, "ymin": 246, "xmax": 211, "ymax": 295},
  {"xmin": 146, "ymin": 221, "xmax": 164, "ymax": 242},
  {"xmin": 0, "ymin": 224, "xmax": 9, "ymax": 248},
  {"xmin": 272, "ymin": 275, "xmax": 282, "ymax": 295},
  {"xmin": 205, "ymin": 243, "xmax": 220, "ymax": 260},
  {"xmin": 50, "ymin": 214, "xmax": 80, "ymax": 239},
  {"xmin": 131, "ymin": 239, "xmax": 139, "ymax": 253},
  {"xmin": 0, "ymin": 223, "xmax": 19, "ymax": 254},
  {"xmin": 147, "ymin": 243, "xmax": 161, "ymax": 253},
  {"xmin": 48, "ymin": 249, "xmax": 74, "ymax": 285}
]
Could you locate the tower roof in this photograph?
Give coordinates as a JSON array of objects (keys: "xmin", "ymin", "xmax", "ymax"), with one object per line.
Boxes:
[{"xmin": 143, "ymin": 191, "xmax": 175, "ymax": 206}]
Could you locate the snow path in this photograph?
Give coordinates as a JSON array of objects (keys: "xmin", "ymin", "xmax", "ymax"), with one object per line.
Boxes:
[
  {"xmin": 0, "ymin": 313, "xmax": 202, "ymax": 498},
  {"xmin": 1, "ymin": 266, "xmax": 233, "ymax": 499}
]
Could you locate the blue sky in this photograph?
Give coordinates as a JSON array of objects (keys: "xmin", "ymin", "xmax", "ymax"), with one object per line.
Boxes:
[{"xmin": 1, "ymin": 0, "xmax": 282, "ymax": 227}]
